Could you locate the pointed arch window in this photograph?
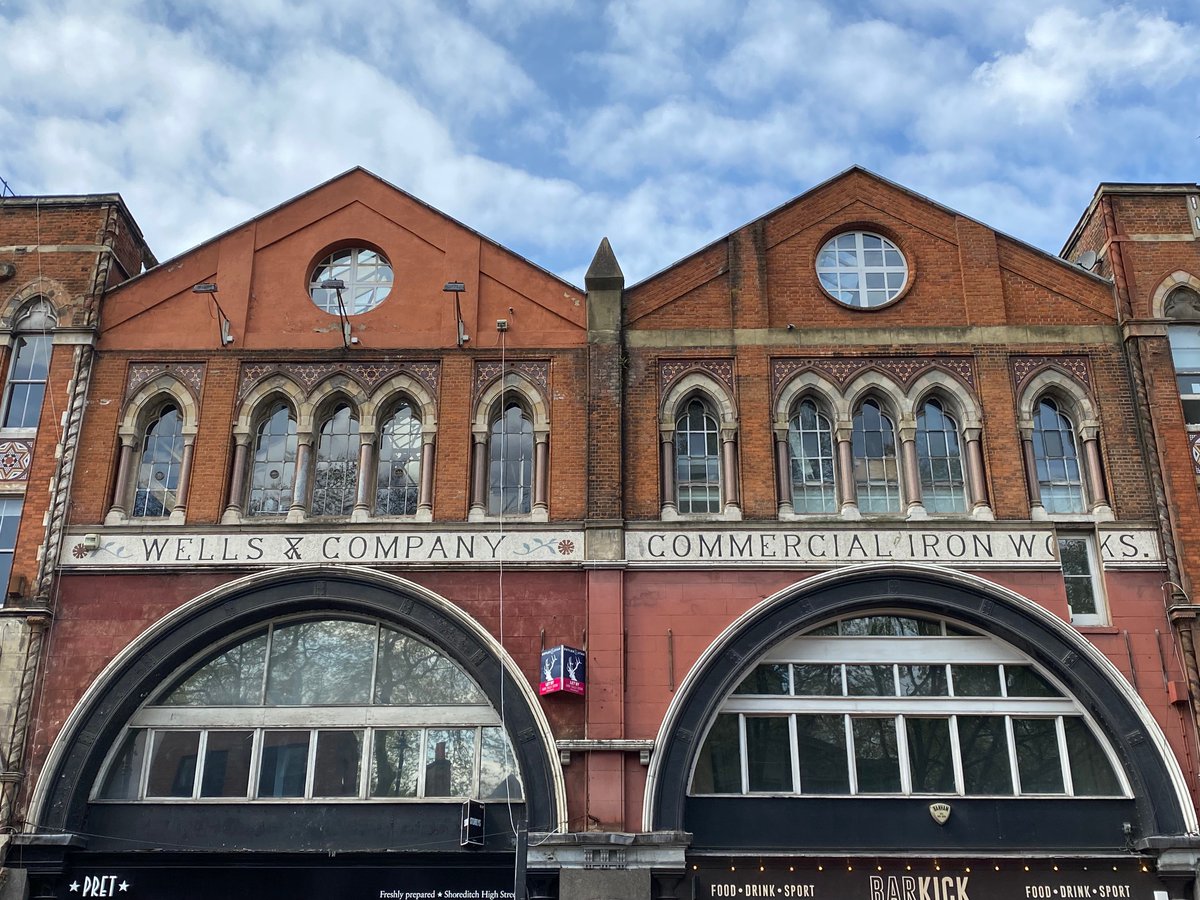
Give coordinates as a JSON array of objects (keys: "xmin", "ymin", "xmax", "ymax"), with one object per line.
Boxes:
[
  {"xmin": 676, "ymin": 397, "xmax": 722, "ymax": 514},
  {"xmin": 248, "ymin": 402, "xmax": 298, "ymax": 517},
  {"xmin": 312, "ymin": 403, "xmax": 360, "ymax": 517},
  {"xmin": 1032, "ymin": 397, "xmax": 1085, "ymax": 514},
  {"xmin": 94, "ymin": 617, "xmax": 523, "ymax": 803},
  {"xmin": 1165, "ymin": 286, "xmax": 1200, "ymax": 430},
  {"xmin": 852, "ymin": 398, "xmax": 900, "ymax": 513},
  {"xmin": 489, "ymin": 402, "xmax": 533, "ymax": 516},
  {"xmin": 133, "ymin": 405, "xmax": 185, "ymax": 518},
  {"xmin": 788, "ymin": 398, "xmax": 836, "ymax": 513},
  {"xmin": 916, "ymin": 398, "xmax": 966, "ymax": 514},
  {"xmin": 377, "ymin": 402, "xmax": 421, "ymax": 516},
  {"xmin": 2, "ymin": 298, "xmax": 54, "ymax": 431}
]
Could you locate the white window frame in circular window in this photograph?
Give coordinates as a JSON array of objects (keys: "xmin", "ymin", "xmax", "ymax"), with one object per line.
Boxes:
[
  {"xmin": 816, "ymin": 232, "xmax": 908, "ymax": 309},
  {"xmin": 309, "ymin": 248, "xmax": 394, "ymax": 315}
]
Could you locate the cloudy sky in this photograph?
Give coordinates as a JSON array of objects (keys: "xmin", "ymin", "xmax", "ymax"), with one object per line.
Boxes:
[{"xmin": 1, "ymin": 0, "xmax": 1196, "ymax": 285}]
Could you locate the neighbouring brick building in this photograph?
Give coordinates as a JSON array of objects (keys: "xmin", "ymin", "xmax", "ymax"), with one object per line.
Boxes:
[{"xmin": 2, "ymin": 168, "xmax": 1200, "ymax": 900}]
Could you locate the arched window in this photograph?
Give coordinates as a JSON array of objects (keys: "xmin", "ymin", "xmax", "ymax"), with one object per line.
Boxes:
[
  {"xmin": 675, "ymin": 397, "xmax": 722, "ymax": 514},
  {"xmin": 916, "ymin": 398, "xmax": 966, "ymax": 514},
  {"xmin": 311, "ymin": 403, "xmax": 359, "ymax": 517},
  {"xmin": 692, "ymin": 612, "xmax": 1124, "ymax": 798},
  {"xmin": 2, "ymin": 299, "xmax": 55, "ymax": 430},
  {"xmin": 788, "ymin": 398, "xmax": 836, "ymax": 513},
  {"xmin": 133, "ymin": 405, "xmax": 185, "ymax": 518},
  {"xmin": 1032, "ymin": 397, "xmax": 1085, "ymax": 514},
  {"xmin": 488, "ymin": 402, "xmax": 533, "ymax": 516},
  {"xmin": 377, "ymin": 402, "xmax": 421, "ymax": 516},
  {"xmin": 95, "ymin": 617, "xmax": 523, "ymax": 803},
  {"xmin": 248, "ymin": 402, "xmax": 297, "ymax": 517},
  {"xmin": 851, "ymin": 398, "xmax": 900, "ymax": 513},
  {"xmin": 1165, "ymin": 285, "xmax": 1200, "ymax": 428}
]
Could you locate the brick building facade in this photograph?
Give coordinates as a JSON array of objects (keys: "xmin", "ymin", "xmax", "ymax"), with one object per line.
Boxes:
[{"xmin": 1, "ymin": 169, "xmax": 1199, "ymax": 900}]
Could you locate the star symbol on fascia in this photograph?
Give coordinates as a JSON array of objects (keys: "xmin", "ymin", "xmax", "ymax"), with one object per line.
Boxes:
[
  {"xmin": 69, "ymin": 882, "xmax": 80, "ymax": 892},
  {"xmin": 120, "ymin": 882, "xmax": 130, "ymax": 892}
]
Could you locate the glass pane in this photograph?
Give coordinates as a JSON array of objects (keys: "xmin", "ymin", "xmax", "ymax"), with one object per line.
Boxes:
[
  {"xmin": 840, "ymin": 615, "xmax": 941, "ymax": 636},
  {"xmin": 958, "ymin": 716, "xmax": 1013, "ymax": 794},
  {"xmin": 99, "ymin": 729, "xmax": 147, "ymax": 800},
  {"xmin": 200, "ymin": 730, "xmax": 253, "ymax": 798},
  {"xmin": 370, "ymin": 729, "xmax": 421, "ymax": 798},
  {"xmin": 312, "ymin": 729, "xmax": 363, "ymax": 797},
  {"xmin": 424, "ymin": 728, "xmax": 476, "ymax": 798},
  {"xmin": 312, "ymin": 405, "xmax": 360, "ymax": 517},
  {"xmin": 488, "ymin": 405, "xmax": 533, "ymax": 515},
  {"xmin": 1064, "ymin": 718, "xmax": 1122, "ymax": 796},
  {"xmin": 852, "ymin": 718, "xmax": 901, "ymax": 793},
  {"xmin": 906, "ymin": 718, "xmax": 956, "ymax": 793},
  {"xmin": 480, "ymin": 727, "xmax": 523, "ymax": 801},
  {"xmin": 1004, "ymin": 666, "xmax": 1061, "ymax": 697},
  {"xmin": 258, "ymin": 731, "xmax": 310, "ymax": 798},
  {"xmin": 898, "ymin": 665, "xmax": 948, "ymax": 696},
  {"xmin": 734, "ymin": 664, "xmax": 790, "ymax": 695},
  {"xmin": 161, "ymin": 631, "xmax": 268, "ymax": 706},
  {"xmin": 1059, "ymin": 538, "xmax": 1090, "ymax": 576},
  {"xmin": 265, "ymin": 620, "xmax": 376, "ymax": 705},
  {"xmin": 693, "ymin": 714, "xmax": 742, "ymax": 793},
  {"xmin": 746, "ymin": 717, "xmax": 793, "ymax": 792},
  {"xmin": 374, "ymin": 628, "xmax": 486, "ymax": 705},
  {"xmin": 846, "ymin": 665, "xmax": 895, "ymax": 696},
  {"xmin": 793, "ymin": 664, "xmax": 842, "ymax": 695},
  {"xmin": 952, "ymin": 665, "xmax": 1001, "ymax": 697},
  {"xmin": 377, "ymin": 404, "xmax": 421, "ymax": 515},
  {"xmin": 796, "ymin": 715, "xmax": 849, "ymax": 794},
  {"xmin": 146, "ymin": 731, "xmax": 200, "ymax": 798},
  {"xmin": 1014, "ymin": 718, "xmax": 1065, "ymax": 793}
]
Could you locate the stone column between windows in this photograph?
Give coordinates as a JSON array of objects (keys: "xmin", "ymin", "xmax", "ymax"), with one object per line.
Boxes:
[
  {"xmin": 720, "ymin": 422, "xmax": 741, "ymax": 519},
  {"xmin": 467, "ymin": 429, "xmax": 488, "ymax": 522},
  {"xmin": 1081, "ymin": 424, "xmax": 1114, "ymax": 519},
  {"xmin": 287, "ymin": 435, "xmax": 313, "ymax": 523},
  {"xmin": 659, "ymin": 423, "xmax": 677, "ymax": 521},
  {"xmin": 963, "ymin": 427, "xmax": 993, "ymax": 520},
  {"xmin": 416, "ymin": 426, "xmax": 436, "ymax": 523},
  {"xmin": 103, "ymin": 435, "xmax": 137, "ymax": 525},
  {"xmin": 351, "ymin": 434, "xmax": 376, "ymax": 523},
  {"xmin": 835, "ymin": 421, "xmax": 860, "ymax": 520},
  {"xmin": 899, "ymin": 420, "xmax": 926, "ymax": 519},
  {"xmin": 531, "ymin": 429, "xmax": 549, "ymax": 522},
  {"xmin": 1019, "ymin": 426, "xmax": 1045, "ymax": 520},
  {"xmin": 774, "ymin": 423, "xmax": 792, "ymax": 515},
  {"xmin": 169, "ymin": 436, "xmax": 196, "ymax": 525},
  {"xmin": 221, "ymin": 434, "xmax": 250, "ymax": 525}
]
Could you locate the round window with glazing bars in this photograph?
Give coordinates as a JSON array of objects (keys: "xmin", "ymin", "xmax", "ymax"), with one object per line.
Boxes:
[
  {"xmin": 309, "ymin": 248, "xmax": 394, "ymax": 315},
  {"xmin": 816, "ymin": 232, "xmax": 908, "ymax": 308}
]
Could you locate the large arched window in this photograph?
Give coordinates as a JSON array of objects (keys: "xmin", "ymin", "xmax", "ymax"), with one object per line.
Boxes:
[
  {"xmin": 312, "ymin": 403, "xmax": 360, "ymax": 517},
  {"xmin": 95, "ymin": 617, "xmax": 522, "ymax": 803},
  {"xmin": 692, "ymin": 612, "xmax": 1124, "ymax": 798},
  {"xmin": 851, "ymin": 397, "xmax": 900, "ymax": 513},
  {"xmin": 915, "ymin": 398, "xmax": 966, "ymax": 514},
  {"xmin": 248, "ymin": 402, "xmax": 298, "ymax": 517},
  {"xmin": 488, "ymin": 402, "xmax": 533, "ymax": 516},
  {"xmin": 1031, "ymin": 396, "xmax": 1085, "ymax": 514},
  {"xmin": 133, "ymin": 405, "xmax": 185, "ymax": 518},
  {"xmin": 676, "ymin": 397, "xmax": 722, "ymax": 514},
  {"xmin": 788, "ymin": 398, "xmax": 836, "ymax": 514},
  {"xmin": 376, "ymin": 401, "xmax": 421, "ymax": 516}
]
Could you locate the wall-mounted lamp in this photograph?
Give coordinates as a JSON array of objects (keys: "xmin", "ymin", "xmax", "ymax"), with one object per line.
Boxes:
[
  {"xmin": 319, "ymin": 278, "xmax": 358, "ymax": 348},
  {"xmin": 443, "ymin": 281, "xmax": 468, "ymax": 347},
  {"xmin": 191, "ymin": 283, "xmax": 234, "ymax": 346}
]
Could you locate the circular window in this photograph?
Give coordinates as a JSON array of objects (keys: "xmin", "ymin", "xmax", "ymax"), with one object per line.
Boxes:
[
  {"xmin": 309, "ymin": 248, "xmax": 393, "ymax": 315},
  {"xmin": 816, "ymin": 232, "xmax": 908, "ymax": 308}
]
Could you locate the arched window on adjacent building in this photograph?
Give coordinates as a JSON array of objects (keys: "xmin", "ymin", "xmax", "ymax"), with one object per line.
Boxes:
[
  {"xmin": 247, "ymin": 401, "xmax": 298, "ymax": 517},
  {"xmin": 1031, "ymin": 396, "xmax": 1085, "ymax": 515},
  {"xmin": 915, "ymin": 398, "xmax": 966, "ymax": 514},
  {"xmin": 675, "ymin": 396, "xmax": 722, "ymax": 515},
  {"xmin": 133, "ymin": 405, "xmax": 185, "ymax": 518},
  {"xmin": 311, "ymin": 403, "xmax": 360, "ymax": 517},
  {"xmin": 851, "ymin": 397, "xmax": 901, "ymax": 513},
  {"xmin": 376, "ymin": 401, "xmax": 422, "ymax": 517},
  {"xmin": 787, "ymin": 398, "xmax": 837, "ymax": 514},
  {"xmin": 488, "ymin": 402, "xmax": 534, "ymax": 516},
  {"xmin": 2, "ymin": 298, "xmax": 55, "ymax": 431},
  {"xmin": 1165, "ymin": 285, "xmax": 1200, "ymax": 462}
]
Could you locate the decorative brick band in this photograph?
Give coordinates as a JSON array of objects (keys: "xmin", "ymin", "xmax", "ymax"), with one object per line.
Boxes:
[
  {"xmin": 1009, "ymin": 355, "xmax": 1092, "ymax": 397},
  {"xmin": 0, "ymin": 439, "xmax": 33, "ymax": 482},
  {"xmin": 770, "ymin": 357, "xmax": 975, "ymax": 398},
  {"xmin": 659, "ymin": 358, "xmax": 736, "ymax": 398},
  {"xmin": 473, "ymin": 360, "xmax": 550, "ymax": 405},
  {"xmin": 125, "ymin": 362, "xmax": 205, "ymax": 406},
  {"xmin": 237, "ymin": 361, "xmax": 440, "ymax": 403}
]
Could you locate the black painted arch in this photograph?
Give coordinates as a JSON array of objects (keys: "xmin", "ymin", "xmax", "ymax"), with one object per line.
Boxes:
[
  {"xmin": 648, "ymin": 566, "xmax": 1191, "ymax": 846},
  {"xmin": 36, "ymin": 567, "xmax": 562, "ymax": 845}
]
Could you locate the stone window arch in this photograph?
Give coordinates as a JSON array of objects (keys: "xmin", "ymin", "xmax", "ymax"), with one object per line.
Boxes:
[
  {"xmin": 907, "ymin": 372, "xmax": 990, "ymax": 520},
  {"xmin": 366, "ymin": 374, "xmax": 438, "ymax": 523},
  {"xmin": 1, "ymin": 296, "xmax": 56, "ymax": 431},
  {"xmin": 774, "ymin": 373, "xmax": 842, "ymax": 518},
  {"xmin": 1160, "ymin": 279, "xmax": 1200, "ymax": 432},
  {"xmin": 106, "ymin": 376, "xmax": 200, "ymax": 525},
  {"xmin": 1016, "ymin": 372, "xmax": 1111, "ymax": 520},
  {"xmin": 223, "ymin": 378, "xmax": 306, "ymax": 524},
  {"xmin": 659, "ymin": 372, "xmax": 740, "ymax": 522},
  {"xmin": 469, "ymin": 373, "xmax": 549, "ymax": 522}
]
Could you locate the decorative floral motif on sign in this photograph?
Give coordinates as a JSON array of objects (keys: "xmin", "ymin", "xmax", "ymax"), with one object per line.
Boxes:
[
  {"xmin": 659, "ymin": 359, "xmax": 735, "ymax": 397},
  {"xmin": 1009, "ymin": 355, "xmax": 1092, "ymax": 396},
  {"xmin": 472, "ymin": 360, "xmax": 550, "ymax": 405},
  {"xmin": 0, "ymin": 439, "xmax": 33, "ymax": 481},
  {"xmin": 237, "ymin": 362, "xmax": 441, "ymax": 402},
  {"xmin": 125, "ymin": 363, "xmax": 205, "ymax": 405},
  {"xmin": 557, "ymin": 539, "xmax": 575, "ymax": 556},
  {"xmin": 770, "ymin": 357, "xmax": 975, "ymax": 397}
]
